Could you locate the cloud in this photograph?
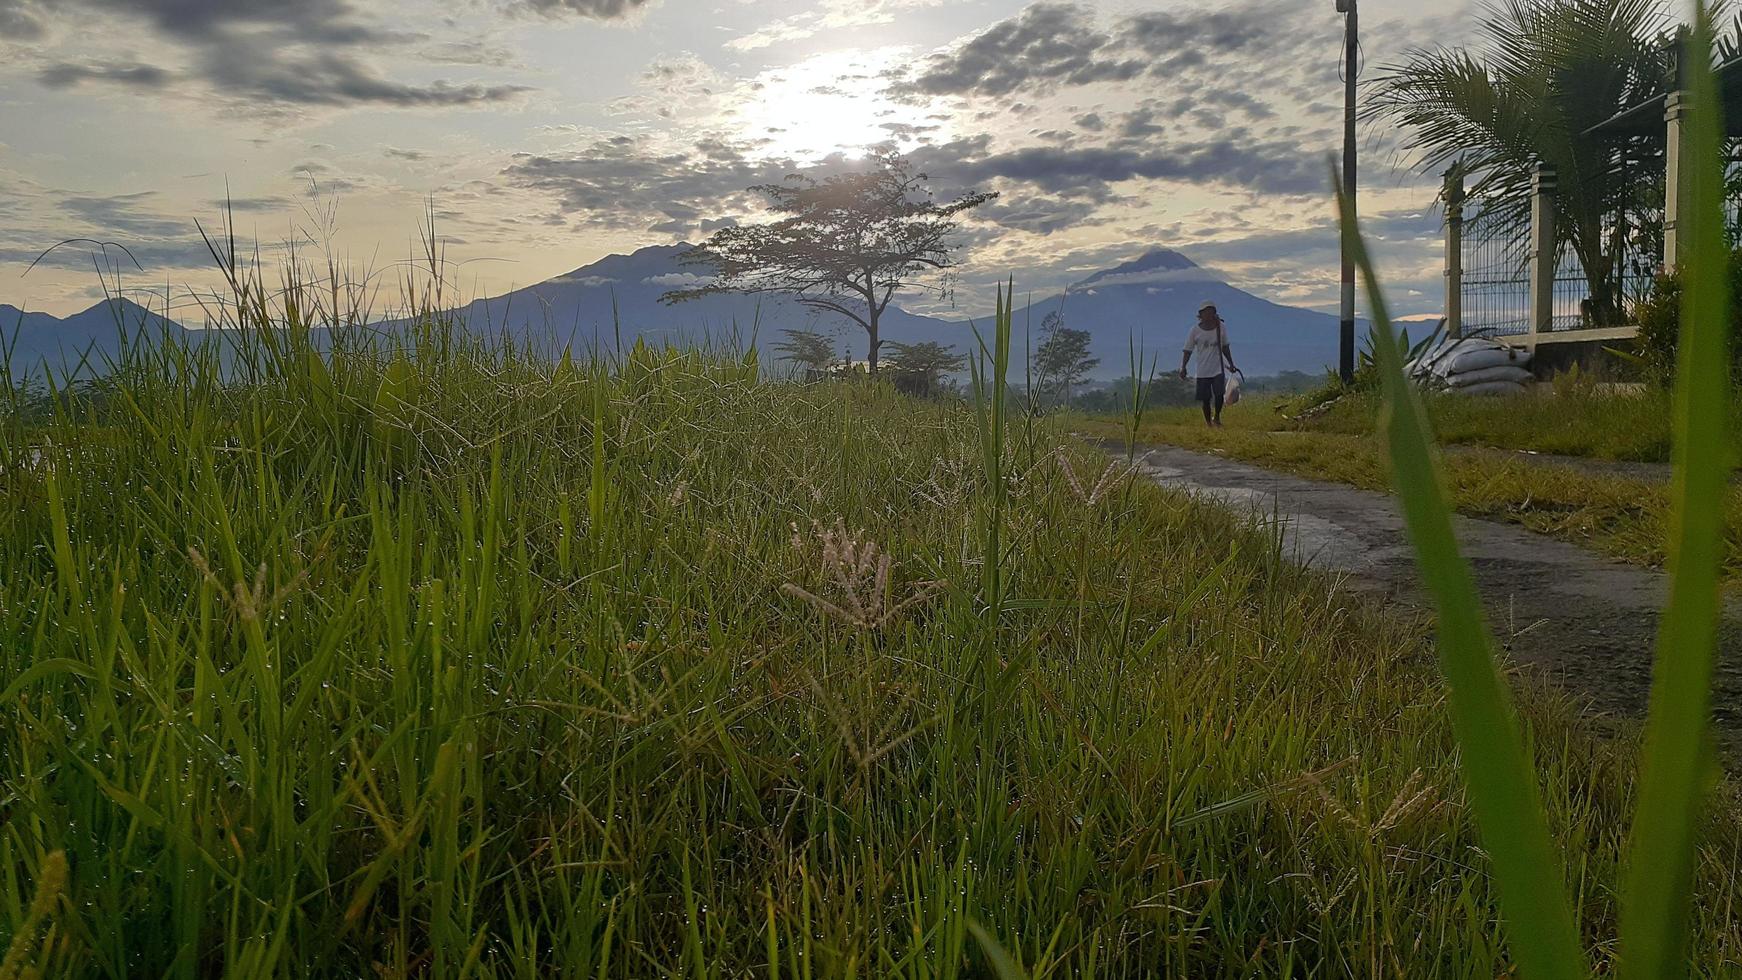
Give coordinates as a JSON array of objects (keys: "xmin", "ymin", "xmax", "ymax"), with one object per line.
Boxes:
[
  {"xmin": 1186, "ymin": 209, "xmax": 1441, "ymax": 267},
  {"xmin": 420, "ymin": 39, "xmax": 520, "ymax": 68},
  {"xmin": 642, "ymin": 272, "xmax": 710, "ymax": 287},
  {"xmin": 81, "ymin": 0, "xmax": 409, "ymax": 43},
  {"xmin": 0, "ymin": 0, "xmax": 47, "ymax": 39},
  {"xmin": 20, "ymin": 0, "xmax": 532, "ymax": 111},
  {"xmin": 1069, "ymin": 264, "xmax": 1228, "ymax": 291},
  {"xmin": 888, "ymin": 0, "xmax": 1465, "ymax": 154},
  {"xmin": 975, "ymin": 195, "xmax": 1101, "ymax": 234},
  {"xmin": 914, "ymin": 133, "xmax": 1325, "ymax": 200},
  {"xmin": 725, "ymin": 0, "xmax": 943, "ymax": 53},
  {"xmin": 0, "ymin": 185, "xmax": 222, "ymax": 283},
  {"xmin": 506, "ymin": 0, "xmax": 657, "ymax": 21},
  {"xmin": 193, "ymin": 48, "xmax": 530, "ymax": 108},
  {"xmin": 38, "ymin": 61, "xmax": 174, "ymax": 89},
  {"xmin": 507, "ymin": 118, "xmax": 1322, "ymax": 248},
  {"xmin": 610, "ymin": 53, "xmax": 727, "ymax": 119},
  {"xmin": 503, "ymin": 135, "xmax": 816, "ymax": 235},
  {"xmin": 62, "ymin": 192, "xmax": 190, "ymax": 238},
  {"xmin": 0, "ymin": 239, "xmax": 216, "ymax": 273},
  {"xmin": 208, "ymin": 196, "xmax": 293, "ymax": 212},
  {"xmin": 896, "ymin": 2, "xmax": 1143, "ymax": 99}
]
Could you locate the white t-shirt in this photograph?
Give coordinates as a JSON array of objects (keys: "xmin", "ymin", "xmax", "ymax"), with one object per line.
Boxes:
[{"xmin": 1184, "ymin": 323, "xmax": 1228, "ymax": 378}]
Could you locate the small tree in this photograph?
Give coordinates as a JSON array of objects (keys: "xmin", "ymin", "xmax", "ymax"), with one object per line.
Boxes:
[
  {"xmin": 1034, "ymin": 311, "xmax": 1098, "ymax": 406},
  {"xmin": 773, "ymin": 328, "xmax": 836, "ymax": 381},
  {"xmin": 884, "ymin": 341, "xmax": 965, "ymax": 398},
  {"xmin": 662, "ymin": 152, "xmax": 995, "ymax": 374}
]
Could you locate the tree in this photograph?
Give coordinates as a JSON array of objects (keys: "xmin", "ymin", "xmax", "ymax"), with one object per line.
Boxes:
[
  {"xmin": 773, "ymin": 328, "xmax": 837, "ymax": 381},
  {"xmin": 884, "ymin": 341, "xmax": 965, "ymax": 397},
  {"xmin": 1370, "ymin": 0, "xmax": 1675, "ymax": 325},
  {"xmin": 1033, "ymin": 310, "xmax": 1098, "ymax": 405},
  {"xmin": 662, "ymin": 152, "xmax": 995, "ymax": 373}
]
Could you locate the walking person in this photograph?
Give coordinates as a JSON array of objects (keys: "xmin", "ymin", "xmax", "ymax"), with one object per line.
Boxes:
[{"xmin": 1179, "ymin": 301, "xmax": 1241, "ymax": 427}]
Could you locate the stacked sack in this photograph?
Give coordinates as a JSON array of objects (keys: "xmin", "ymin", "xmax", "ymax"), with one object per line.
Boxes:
[{"xmin": 1405, "ymin": 336, "xmax": 1533, "ymax": 396}]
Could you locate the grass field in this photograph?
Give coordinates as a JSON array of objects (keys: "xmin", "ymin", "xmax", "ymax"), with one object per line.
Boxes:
[
  {"xmin": 1083, "ymin": 388, "xmax": 1742, "ymax": 576},
  {"xmin": 1264, "ymin": 383, "xmax": 1719, "ymax": 464},
  {"xmin": 2, "ymin": 314, "xmax": 1741, "ymax": 977}
]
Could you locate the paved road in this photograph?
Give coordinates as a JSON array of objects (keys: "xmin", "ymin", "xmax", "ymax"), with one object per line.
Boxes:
[{"xmin": 1120, "ymin": 441, "xmax": 1742, "ymax": 751}]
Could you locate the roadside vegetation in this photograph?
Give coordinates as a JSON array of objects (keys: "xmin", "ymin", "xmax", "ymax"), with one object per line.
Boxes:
[
  {"xmin": 1267, "ymin": 381, "xmax": 1709, "ymax": 464},
  {"xmin": 1327, "ymin": 6, "xmax": 1736, "ymax": 969},
  {"xmin": 1080, "ymin": 388, "xmax": 1742, "ymax": 576},
  {"xmin": 5, "ymin": 254, "xmax": 1742, "ymax": 975}
]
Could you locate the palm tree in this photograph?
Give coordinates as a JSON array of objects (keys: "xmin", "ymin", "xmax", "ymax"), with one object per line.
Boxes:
[{"xmin": 1371, "ymin": 0, "xmax": 1674, "ymax": 325}]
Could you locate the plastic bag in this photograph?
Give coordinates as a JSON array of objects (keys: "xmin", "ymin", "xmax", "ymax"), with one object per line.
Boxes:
[{"xmin": 1225, "ymin": 371, "xmax": 1242, "ymax": 406}]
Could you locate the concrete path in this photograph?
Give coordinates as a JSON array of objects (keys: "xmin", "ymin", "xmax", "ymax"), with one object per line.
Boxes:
[{"xmin": 1121, "ymin": 442, "xmax": 1742, "ymax": 750}]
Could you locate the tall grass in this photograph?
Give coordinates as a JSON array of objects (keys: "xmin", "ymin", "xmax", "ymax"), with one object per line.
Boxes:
[
  {"xmin": 1341, "ymin": 5, "xmax": 1733, "ymax": 976},
  {"xmin": 2, "ymin": 256, "xmax": 1738, "ymax": 976},
  {"xmin": 2, "ymin": 68, "xmax": 1742, "ymax": 975}
]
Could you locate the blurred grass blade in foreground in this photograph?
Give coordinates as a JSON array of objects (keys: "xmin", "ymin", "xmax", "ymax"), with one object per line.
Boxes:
[
  {"xmin": 1619, "ymin": 3, "xmax": 1731, "ymax": 976},
  {"xmin": 1335, "ymin": 174, "xmax": 1587, "ymax": 979}
]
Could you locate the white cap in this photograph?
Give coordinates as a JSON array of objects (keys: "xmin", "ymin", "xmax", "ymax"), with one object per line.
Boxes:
[{"xmin": 1198, "ymin": 300, "xmax": 1217, "ymax": 312}]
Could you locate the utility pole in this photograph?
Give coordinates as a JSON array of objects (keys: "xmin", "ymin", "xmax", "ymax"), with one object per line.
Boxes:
[{"xmin": 1336, "ymin": 0, "xmax": 1358, "ymax": 384}]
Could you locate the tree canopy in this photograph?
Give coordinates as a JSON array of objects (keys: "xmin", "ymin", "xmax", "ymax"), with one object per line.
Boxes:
[
  {"xmin": 884, "ymin": 341, "xmax": 966, "ymax": 397},
  {"xmin": 1034, "ymin": 310, "xmax": 1098, "ymax": 406},
  {"xmin": 772, "ymin": 328, "xmax": 838, "ymax": 379},
  {"xmin": 662, "ymin": 152, "xmax": 995, "ymax": 373}
]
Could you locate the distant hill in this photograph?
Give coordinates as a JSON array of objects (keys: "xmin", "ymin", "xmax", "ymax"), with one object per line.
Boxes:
[
  {"xmin": 4, "ymin": 246, "xmax": 1350, "ymax": 381},
  {"xmin": 3, "ymin": 299, "xmax": 187, "ymax": 380},
  {"xmin": 435, "ymin": 244, "xmax": 1344, "ymax": 378},
  {"xmin": 430, "ymin": 243, "xmax": 970, "ymax": 358},
  {"xmin": 1005, "ymin": 249, "xmax": 1343, "ymax": 378}
]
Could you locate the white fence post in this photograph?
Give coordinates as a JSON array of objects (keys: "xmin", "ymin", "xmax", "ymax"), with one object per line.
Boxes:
[
  {"xmin": 1528, "ymin": 162, "xmax": 1558, "ymax": 343},
  {"xmin": 1664, "ymin": 28, "xmax": 1688, "ymax": 273},
  {"xmin": 1664, "ymin": 92, "xmax": 1687, "ymax": 273}
]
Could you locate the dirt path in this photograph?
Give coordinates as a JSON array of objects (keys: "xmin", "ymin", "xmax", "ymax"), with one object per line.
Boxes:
[{"xmin": 1120, "ymin": 441, "xmax": 1742, "ymax": 753}]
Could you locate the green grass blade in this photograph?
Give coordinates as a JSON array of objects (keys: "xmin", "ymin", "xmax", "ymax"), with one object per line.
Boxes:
[
  {"xmin": 1335, "ymin": 172, "xmax": 1588, "ymax": 980},
  {"xmin": 967, "ymin": 921, "xmax": 1031, "ymax": 980},
  {"xmin": 1618, "ymin": 6, "xmax": 1732, "ymax": 976}
]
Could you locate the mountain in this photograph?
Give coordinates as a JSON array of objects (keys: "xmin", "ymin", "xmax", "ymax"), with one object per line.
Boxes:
[
  {"xmin": 3, "ymin": 299, "xmax": 187, "ymax": 380},
  {"xmin": 3, "ymin": 246, "xmax": 1347, "ymax": 381},
  {"xmin": 433, "ymin": 243, "xmax": 969, "ymax": 356},
  {"xmin": 438, "ymin": 244, "xmax": 1342, "ymax": 377},
  {"xmin": 1006, "ymin": 249, "xmax": 1342, "ymax": 378}
]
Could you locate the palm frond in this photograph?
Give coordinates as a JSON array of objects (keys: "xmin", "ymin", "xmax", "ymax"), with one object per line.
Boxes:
[{"xmin": 1371, "ymin": 0, "xmax": 1672, "ymax": 313}]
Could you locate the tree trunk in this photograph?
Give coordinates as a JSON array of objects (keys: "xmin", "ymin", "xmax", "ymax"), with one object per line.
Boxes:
[{"xmin": 866, "ymin": 307, "xmax": 881, "ymax": 375}]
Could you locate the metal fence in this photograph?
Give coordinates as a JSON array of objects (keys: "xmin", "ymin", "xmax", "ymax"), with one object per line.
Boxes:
[
  {"xmin": 1550, "ymin": 232, "xmax": 1656, "ymax": 331},
  {"xmin": 1458, "ymin": 193, "xmax": 1656, "ymax": 338},
  {"xmin": 1459, "ymin": 203, "xmax": 1530, "ymax": 337}
]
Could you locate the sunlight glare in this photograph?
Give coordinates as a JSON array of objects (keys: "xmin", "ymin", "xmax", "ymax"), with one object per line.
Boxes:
[{"xmin": 735, "ymin": 48, "xmax": 943, "ymax": 162}]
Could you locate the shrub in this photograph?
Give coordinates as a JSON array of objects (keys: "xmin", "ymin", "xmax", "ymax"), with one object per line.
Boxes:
[{"xmin": 1631, "ymin": 247, "xmax": 1742, "ymax": 385}]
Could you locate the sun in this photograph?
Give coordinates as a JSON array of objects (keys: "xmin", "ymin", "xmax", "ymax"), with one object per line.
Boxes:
[{"xmin": 735, "ymin": 48, "xmax": 944, "ymax": 162}]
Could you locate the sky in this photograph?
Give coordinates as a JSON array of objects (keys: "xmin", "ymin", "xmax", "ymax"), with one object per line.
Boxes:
[{"xmin": 0, "ymin": 0, "xmax": 1482, "ymax": 321}]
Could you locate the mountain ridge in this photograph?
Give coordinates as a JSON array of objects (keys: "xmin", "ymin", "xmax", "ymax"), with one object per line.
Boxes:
[
  {"xmin": 5, "ymin": 246, "xmax": 1346, "ymax": 379},
  {"xmin": 4, "ymin": 298, "xmax": 187, "ymax": 379}
]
